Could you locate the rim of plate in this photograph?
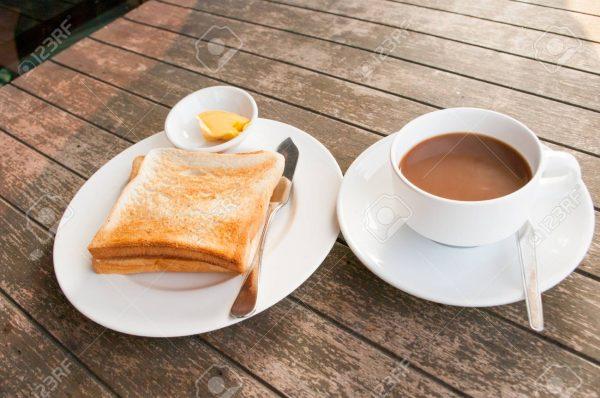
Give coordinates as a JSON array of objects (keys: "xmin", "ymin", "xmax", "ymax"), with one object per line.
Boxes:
[{"xmin": 53, "ymin": 120, "xmax": 342, "ymax": 336}]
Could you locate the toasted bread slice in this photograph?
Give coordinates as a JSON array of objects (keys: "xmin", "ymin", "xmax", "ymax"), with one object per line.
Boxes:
[
  {"xmin": 92, "ymin": 257, "xmax": 233, "ymax": 274},
  {"xmin": 88, "ymin": 148, "xmax": 284, "ymax": 274}
]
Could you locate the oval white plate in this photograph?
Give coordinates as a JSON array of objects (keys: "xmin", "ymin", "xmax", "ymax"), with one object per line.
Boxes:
[
  {"xmin": 338, "ymin": 134, "xmax": 594, "ymax": 307},
  {"xmin": 54, "ymin": 118, "xmax": 341, "ymax": 336}
]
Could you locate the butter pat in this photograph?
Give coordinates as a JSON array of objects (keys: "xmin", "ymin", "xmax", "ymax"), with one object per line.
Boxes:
[{"xmin": 197, "ymin": 110, "xmax": 250, "ymax": 141}]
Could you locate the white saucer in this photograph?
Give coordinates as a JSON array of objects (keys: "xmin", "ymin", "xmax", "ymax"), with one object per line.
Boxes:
[
  {"xmin": 337, "ymin": 134, "xmax": 594, "ymax": 307},
  {"xmin": 53, "ymin": 118, "xmax": 342, "ymax": 336}
]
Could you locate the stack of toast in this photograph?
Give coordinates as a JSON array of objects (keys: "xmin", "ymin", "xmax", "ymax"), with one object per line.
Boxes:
[{"xmin": 88, "ymin": 148, "xmax": 284, "ymax": 274}]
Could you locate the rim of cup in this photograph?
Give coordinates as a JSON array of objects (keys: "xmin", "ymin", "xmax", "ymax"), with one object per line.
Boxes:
[{"xmin": 389, "ymin": 107, "xmax": 544, "ymax": 206}]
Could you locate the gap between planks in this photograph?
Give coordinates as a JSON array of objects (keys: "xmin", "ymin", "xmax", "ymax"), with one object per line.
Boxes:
[
  {"xmin": 0, "ymin": 125, "xmax": 597, "ymax": 368},
  {"xmin": 153, "ymin": 0, "xmax": 600, "ymax": 115},
  {"xmin": 263, "ymin": 0, "xmax": 600, "ymax": 76},
  {"xmin": 0, "ymin": 193, "xmax": 289, "ymax": 398},
  {"xmin": 86, "ymin": 34, "xmax": 600, "ymax": 161},
  {"xmin": 508, "ymin": 0, "xmax": 600, "ymax": 17},
  {"xmin": 331, "ymin": 236, "xmax": 600, "ymax": 368},
  {"xmin": 0, "ymin": 192, "xmax": 469, "ymax": 397},
  {"xmin": 382, "ymin": 0, "xmax": 600, "ymax": 44},
  {"xmin": 0, "ymin": 284, "xmax": 121, "ymax": 398}
]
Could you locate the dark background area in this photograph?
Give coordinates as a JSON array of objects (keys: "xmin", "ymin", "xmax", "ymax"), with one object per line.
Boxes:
[{"xmin": 0, "ymin": 0, "xmax": 146, "ymax": 85}]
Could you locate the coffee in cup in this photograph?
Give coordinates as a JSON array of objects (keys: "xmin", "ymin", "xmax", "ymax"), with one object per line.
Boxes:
[
  {"xmin": 399, "ymin": 132, "xmax": 532, "ymax": 201},
  {"xmin": 390, "ymin": 108, "xmax": 581, "ymax": 247}
]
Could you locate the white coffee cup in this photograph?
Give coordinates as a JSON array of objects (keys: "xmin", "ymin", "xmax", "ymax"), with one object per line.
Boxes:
[{"xmin": 390, "ymin": 108, "xmax": 581, "ymax": 247}]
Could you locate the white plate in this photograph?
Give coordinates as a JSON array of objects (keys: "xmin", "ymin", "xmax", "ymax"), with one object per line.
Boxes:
[
  {"xmin": 53, "ymin": 118, "xmax": 342, "ymax": 336},
  {"xmin": 338, "ymin": 134, "xmax": 594, "ymax": 307}
]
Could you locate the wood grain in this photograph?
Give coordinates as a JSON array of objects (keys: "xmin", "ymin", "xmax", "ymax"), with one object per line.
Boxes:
[
  {"xmin": 161, "ymin": 0, "xmax": 600, "ymax": 113},
  {"xmin": 274, "ymin": 0, "xmax": 600, "ymax": 74},
  {"xmin": 125, "ymin": 2, "xmax": 600, "ymax": 154},
  {"xmin": 401, "ymin": 0, "xmax": 600, "ymax": 42},
  {"xmin": 294, "ymin": 243, "xmax": 600, "ymax": 397},
  {"xmin": 0, "ymin": 293, "xmax": 114, "ymax": 398},
  {"xmin": 0, "ymin": 138, "xmax": 458, "ymax": 397},
  {"xmin": 66, "ymin": 28, "xmax": 600, "ymax": 205},
  {"xmin": 513, "ymin": 0, "xmax": 600, "ymax": 15},
  {"xmin": 0, "ymin": 85, "xmax": 129, "ymax": 177},
  {"xmin": 0, "ymin": 194, "xmax": 279, "ymax": 397},
  {"xmin": 206, "ymin": 298, "xmax": 460, "ymax": 397},
  {"xmin": 1, "ymin": 2, "xmax": 599, "ymax": 395},
  {"xmin": 38, "ymin": 40, "xmax": 600, "ymax": 278},
  {"xmin": 11, "ymin": 64, "xmax": 167, "ymax": 143},
  {"xmin": 2, "ymin": 86, "xmax": 595, "ymax": 388},
  {"xmin": 494, "ymin": 271, "xmax": 600, "ymax": 359},
  {"xmin": 46, "ymin": 50, "xmax": 376, "ymax": 173}
]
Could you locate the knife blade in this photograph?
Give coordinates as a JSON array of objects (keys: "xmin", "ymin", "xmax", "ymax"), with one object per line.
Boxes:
[
  {"xmin": 277, "ymin": 137, "xmax": 299, "ymax": 181},
  {"xmin": 230, "ymin": 138, "xmax": 298, "ymax": 318}
]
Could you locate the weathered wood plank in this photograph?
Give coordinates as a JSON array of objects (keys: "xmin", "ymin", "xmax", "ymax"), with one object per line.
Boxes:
[
  {"xmin": 295, "ymin": 243, "xmax": 600, "ymax": 397},
  {"xmin": 0, "ymin": 84, "xmax": 129, "ymax": 177},
  {"xmin": 84, "ymin": 23, "xmax": 600, "ymax": 202},
  {"xmin": 402, "ymin": 0, "xmax": 600, "ymax": 42},
  {"xmin": 126, "ymin": 2, "xmax": 600, "ymax": 152},
  {"xmin": 0, "ymin": 136, "xmax": 458, "ymax": 398},
  {"xmin": 274, "ymin": 0, "xmax": 600, "ymax": 74},
  {"xmin": 514, "ymin": 0, "xmax": 600, "ymax": 15},
  {"xmin": 494, "ymin": 272, "xmax": 600, "ymax": 359},
  {"xmin": 46, "ymin": 37, "xmax": 600, "ymax": 278},
  {"xmin": 0, "ymin": 293, "xmax": 114, "ymax": 398},
  {"xmin": 11, "ymin": 63, "xmax": 167, "ymax": 143},
  {"xmin": 46, "ymin": 50, "xmax": 377, "ymax": 173},
  {"xmin": 161, "ymin": 0, "xmax": 600, "ymax": 113},
  {"xmin": 0, "ymin": 196, "xmax": 279, "ymax": 397},
  {"xmin": 205, "ymin": 298, "xmax": 460, "ymax": 397},
  {"xmin": 585, "ymin": 215, "xmax": 600, "ymax": 277},
  {"xmin": 2, "ymin": 68, "xmax": 589, "ymax": 392}
]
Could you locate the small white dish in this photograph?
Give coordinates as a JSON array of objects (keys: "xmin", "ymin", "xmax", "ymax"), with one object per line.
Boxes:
[
  {"xmin": 53, "ymin": 119, "xmax": 342, "ymax": 337},
  {"xmin": 164, "ymin": 85, "xmax": 258, "ymax": 152},
  {"xmin": 337, "ymin": 134, "xmax": 594, "ymax": 307}
]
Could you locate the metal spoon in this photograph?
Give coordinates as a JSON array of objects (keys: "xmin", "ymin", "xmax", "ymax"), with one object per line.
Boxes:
[{"xmin": 517, "ymin": 221, "xmax": 544, "ymax": 331}]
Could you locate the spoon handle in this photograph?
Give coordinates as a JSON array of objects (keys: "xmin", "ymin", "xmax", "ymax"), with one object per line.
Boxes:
[{"xmin": 517, "ymin": 221, "xmax": 544, "ymax": 332}]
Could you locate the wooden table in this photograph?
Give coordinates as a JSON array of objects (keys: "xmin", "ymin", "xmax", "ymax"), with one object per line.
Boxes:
[{"xmin": 2, "ymin": 0, "xmax": 599, "ymax": 396}]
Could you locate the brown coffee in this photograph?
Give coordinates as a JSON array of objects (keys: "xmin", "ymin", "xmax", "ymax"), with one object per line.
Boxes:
[{"xmin": 400, "ymin": 132, "xmax": 532, "ymax": 201}]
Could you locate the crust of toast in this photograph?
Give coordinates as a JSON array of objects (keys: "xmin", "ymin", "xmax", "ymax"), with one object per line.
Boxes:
[
  {"xmin": 88, "ymin": 148, "xmax": 284, "ymax": 274},
  {"xmin": 92, "ymin": 257, "xmax": 236, "ymax": 274}
]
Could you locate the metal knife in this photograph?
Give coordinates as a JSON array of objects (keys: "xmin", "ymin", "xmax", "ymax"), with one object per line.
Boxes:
[{"xmin": 230, "ymin": 138, "xmax": 299, "ymax": 318}]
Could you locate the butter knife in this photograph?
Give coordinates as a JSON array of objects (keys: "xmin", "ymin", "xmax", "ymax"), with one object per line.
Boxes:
[{"xmin": 230, "ymin": 138, "xmax": 299, "ymax": 318}]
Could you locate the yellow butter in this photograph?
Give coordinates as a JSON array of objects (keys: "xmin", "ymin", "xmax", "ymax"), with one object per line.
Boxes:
[{"xmin": 197, "ymin": 110, "xmax": 250, "ymax": 141}]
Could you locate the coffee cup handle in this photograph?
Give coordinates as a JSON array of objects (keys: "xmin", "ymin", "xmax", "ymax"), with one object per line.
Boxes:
[{"xmin": 539, "ymin": 148, "xmax": 581, "ymax": 187}]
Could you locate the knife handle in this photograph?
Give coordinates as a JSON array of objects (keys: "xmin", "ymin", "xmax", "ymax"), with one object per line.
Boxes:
[{"xmin": 230, "ymin": 201, "xmax": 282, "ymax": 318}]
